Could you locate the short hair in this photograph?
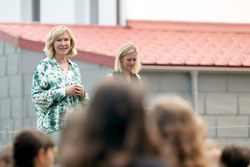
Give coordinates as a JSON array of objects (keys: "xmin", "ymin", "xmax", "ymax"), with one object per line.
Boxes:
[
  {"xmin": 43, "ymin": 25, "xmax": 77, "ymax": 58},
  {"xmin": 220, "ymin": 145, "xmax": 250, "ymax": 167},
  {"xmin": 114, "ymin": 42, "xmax": 141, "ymax": 74},
  {"xmin": 13, "ymin": 128, "xmax": 54, "ymax": 167}
]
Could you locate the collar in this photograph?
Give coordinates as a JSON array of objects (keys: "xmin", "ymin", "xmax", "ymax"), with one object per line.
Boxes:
[{"xmin": 49, "ymin": 57, "xmax": 75, "ymax": 69}]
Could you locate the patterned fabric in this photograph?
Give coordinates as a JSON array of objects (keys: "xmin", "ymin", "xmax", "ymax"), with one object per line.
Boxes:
[{"xmin": 31, "ymin": 57, "xmax": 89, "ymax": 133}]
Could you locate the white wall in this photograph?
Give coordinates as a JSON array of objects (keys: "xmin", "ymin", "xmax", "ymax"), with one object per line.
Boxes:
[
  {"xmin": 127, "ymin": 0, "xmax": 250, "ymax": 23},
  {"xmin": 40, "ymin": 0, "xmax": 76, "ymax": 24},
  {"xmin": 40, "ymin": 0, "xmax": 92, "ymax": 24},
  {"xmin": 98, "ymin": 0, "xmax": 117, "ymax": 25},
  {"xmin": 0, "ymin": 0, "xmax": 32, "ymax": 22},
  {"xmin": 75, "ymin": 0, "xmax": 90, "ymax": 24}
]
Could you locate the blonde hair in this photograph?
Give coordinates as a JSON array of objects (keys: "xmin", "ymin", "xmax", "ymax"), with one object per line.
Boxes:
[
  {"xmin": 114, "ymin": 42, "xmax": 141, "ymax": 74},
  {"xmin": 43, "ymin": 25, "xmax": 77, "ymax": 58}
]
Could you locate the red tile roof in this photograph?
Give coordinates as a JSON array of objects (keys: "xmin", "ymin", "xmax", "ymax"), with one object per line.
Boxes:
[{"xmin": 1, "ymin": 20, "xmax": 250, "ymax": 68}]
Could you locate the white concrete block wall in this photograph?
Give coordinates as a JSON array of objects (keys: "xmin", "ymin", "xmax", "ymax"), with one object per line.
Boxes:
[
  {"xmin": 206, "ymin": 93, "xmax": 238, "ymax": 115},
  {"xmin": 203, "ymin": 116, "xmax": 217, "ymax": 138},
  {"xmin": 198, "ymin": 74, "xmax": 227, "ymax": 92},
  {"xmin": 2, "ymin": 119, "xmax": 13, "ymax": 131},
  {"xmin": 7, "ymin": 54, "xmax": 19, "ymax": 75},
  {"xmin": 13, "ymin": 119, "xmax": 22, "ymax": 131},
  {"xmin": 27, "ymin": 98, "xmax": 36, "ymax": 118},
  {"xmin": 4, "ymin": 42, "xmax": 16, "ymax": 55},
  {"xmin": 239, "ymin": 94, "xmax": 250, "ymax": 114},
  {"xmin": 228, "ymin": 74, "xmax": 250, "ymax": 92},
  {"xmin": 9, "ymin": 75, "xmax": 22, "ymax": 97},
  {"xmin": 0, "ymin": 39, "xmax": 4, "ymax": 55},
  {"xmin": 11, "ymin": 97, "xmax": 23, "ymax": 118},
  {"xmin": 21, "ymin": 49, "xmax": 45, "ymax": 74},
  {"xmin": 159, "ymin": 73, "xmax": 190, "ymax": 92},
  {"xmin": 140, "ymin": 72, "xmax": 161, "ymax": 92},
  {"xmin": 0, "ymin": 98, "xmax": 11, "ymax": 118},
  {"xmin": 0, "ymin": 57, "xmax": 6, "ymax": 76},
  {"xmin": 81, "ymin": 69, "xmax": 107, "ymax": 93},
  {"xmin": 24, "ymin": 74, "xmax": 33, "ymax": 96},
  {"xmin": 0, "ymin": 77, "xmax": 8, "ymax": 98},
  {"xmin": 198, "ymin": 93, "xmax": 205, "ymax": 114},
  {"xmin": 217, "ymin": 116, "xmax": 249, "ymax": 138},
  {"xmin": 228, "ymin": 138, "xmax": 250, "ymax": 147}
]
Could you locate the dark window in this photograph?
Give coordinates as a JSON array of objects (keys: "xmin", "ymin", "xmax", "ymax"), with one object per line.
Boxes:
[
  {"xmin": 32, "ymin": 0, "xmax": 40, "ymax": 21},
  {"xmin": 90, "ymin": 0, "xmax": 98, "ymax": 24}
]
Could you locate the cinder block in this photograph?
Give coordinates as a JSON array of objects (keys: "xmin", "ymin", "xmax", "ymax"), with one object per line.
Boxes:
[
  {"xmin": 7, "ymin": 54, "xmax": 19, "ymax": 75},
  {"xmin": 0, "ymin": 77, "xmax": 8, "ymax": 98},
  {"xmin": 0, "ymin": 119, "xmax": 14, "ymax": 145},
  {"xmin": 102, "ymin": 66, "xmax": 113, "ymax": 75},
  {"xmin": 0, "ymin": 98, "xmax": 11, "ymax": 119},
  {"xmin": 80, "ymin": 69, "xmax": 107, "ymax": 92},
  {"xmin": 212, "ymin": 138, "xmax": 228, "ymax": 148},
  {"xmin": 30, "ymin": 118, "xmax": 37, "ymax": 128},
  {"xmin": 140, "ymin": 72, "xmax": 160, "ymax": 91},
  {"xmin": 217, "ymin": 116, "xmax": 248, "ymax": 138},
  {"xmin": 74, "ymin": 59, "xmax": 101, "ymax": 70},
  {"xmin": 24, "ymin": 74, "xmax": 33, "ymax": 96},
  {"xmin": 1, "ymin": 119, "xmax": 13, "ymax": 131},
  {"xmin": 13, "ymin": 119, "xmax": 23, "ymax": 131},
  {"xmin": 23, "ymin": 118, "xmax": 36, "ymax": 127},
  {"xmin": 202, "ymin": 116, "xmax": 217, "ymax": 138},
  {"xmin": 239, "ymin": 94, "xmax": 250, "ymax": 115},
  {"xmin": 4, "ymin": 42, "xmax": 16, "ymax": 55},
  {"xmin": 9, "ymin": 75, "xmax": 22, "ymax": 97},
  {"xmin": 198, "ymin": 74, "xmax": 226, "ymax": 92},
  {"xmin": 228, "ymin": 139, "xmax": 250, "ymax": 147},
  {"xmin": 198, "ymin": 93, "xmax": 205, "ymax": 115},
  {"xmin": 0, "ymin": 57, "xmax": 6, "ymax": 76},
  {"xmin": 0, "ymin": 39, "xmax": 4, "ymax": 55},
  {"xmin": 228, "ymin": 74, "xmax": 250, "ymax": 92},
  {"xmin": 21, "ymin": 49, "xmax": 45, "ymax": 74},
  {"xmin": 12, "ymin": 97, "xmax": 23, "ymax": 118},
  {"xmin": 159, "ymin": 73, "xmax": 190, "ymax": 92},
  {"xmin": 27, "ymin": 98, "xmax": 36, "ymax": 118},
  {"xmin": 206, "ymin": 93, "xmax": 237, "ymax": 115}
]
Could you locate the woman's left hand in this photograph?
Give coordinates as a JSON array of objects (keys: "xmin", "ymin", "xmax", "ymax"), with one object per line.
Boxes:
[{"xmin": 74, "ymin": 83, "xmax": 85, "ymax": 98}]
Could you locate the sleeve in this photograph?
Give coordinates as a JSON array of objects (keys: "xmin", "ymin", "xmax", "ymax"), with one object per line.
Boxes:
[
  {"xmin": 80, "ymin": 91, "xmax": 90, "ymax": 106},
  {"xmin": 31, "ymin": 64, "xmax": 65, "ymax": 109}
]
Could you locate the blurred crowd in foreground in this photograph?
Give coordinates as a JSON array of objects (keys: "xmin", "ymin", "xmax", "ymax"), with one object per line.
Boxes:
[{"xmin": 1, "ymin": 81, "xmax": 250, "ymax": 167}]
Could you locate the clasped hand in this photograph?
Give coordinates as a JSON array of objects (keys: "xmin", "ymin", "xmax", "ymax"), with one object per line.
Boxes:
[{"xmin": 65, "ymin": 83, "xmax": 85, "ymax": 98}]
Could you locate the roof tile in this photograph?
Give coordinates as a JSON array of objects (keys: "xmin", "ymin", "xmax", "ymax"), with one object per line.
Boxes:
[{"xmin": 1, "ymin": 21, "xmax": 250, "ymax": 68}]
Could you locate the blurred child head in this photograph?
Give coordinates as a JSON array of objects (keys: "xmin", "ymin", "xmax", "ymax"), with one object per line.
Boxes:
[
  {"xmin": 220, "ymin": 144, "xmax": 250, "ymax": 167},
  {"xmin": 13, "ymin": 128, "xmax": 55, "ymax": 167},
  {"xmin": 151, "ymin": 96, "xmax": 207, "ymax": 167},
  {"xmin": 60, "ymin": 82, "xmax": 162, "ymax": 167},
  {"xmin": 0, "ymin": 144, "xmax": 13, "ymax": 167}
]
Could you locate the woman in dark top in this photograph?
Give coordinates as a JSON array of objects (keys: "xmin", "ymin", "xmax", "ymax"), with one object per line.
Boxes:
[{"xmin": 105, "ymin": 42, "xmax": 142, "ymax": 84}]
